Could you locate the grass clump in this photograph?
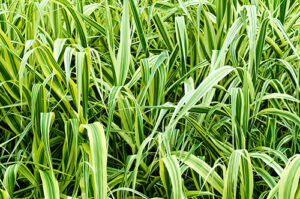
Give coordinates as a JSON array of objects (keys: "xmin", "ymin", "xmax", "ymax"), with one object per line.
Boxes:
[{"xmin": 0, "ymin": 0, "xmax": 299, "ymax": 198}]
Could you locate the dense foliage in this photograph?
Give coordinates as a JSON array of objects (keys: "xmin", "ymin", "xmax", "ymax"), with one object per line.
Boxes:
[{"xmin": 0, "ymin": 0, "xmax": 299, "ymax": 198}]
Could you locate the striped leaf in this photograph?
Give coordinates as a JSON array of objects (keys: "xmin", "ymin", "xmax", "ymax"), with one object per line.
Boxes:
[{"xmin": 80, "ymin": 122, "xmax": 107, "ymax": 199}]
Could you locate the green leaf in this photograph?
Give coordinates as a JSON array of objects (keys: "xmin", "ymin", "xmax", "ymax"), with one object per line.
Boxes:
[
  {"xmin": 80, "ymin": 122, "xmax": 107, "ymax": 199},
  {"xmin": 39, "ymin": 170, "xmax": 60, "ymax": 199},
  {"xmin": 162, "ymin": 155, "xmax": 185, "ymax": 199},
  {"xmin": 115, "ymin": 0, "xmax": 131, "ymax": 86}
]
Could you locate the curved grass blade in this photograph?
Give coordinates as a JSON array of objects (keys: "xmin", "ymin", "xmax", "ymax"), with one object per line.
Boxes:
[{"xmin": 80, "ymin": 122, "xmax": 107, "ymax": 199}]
